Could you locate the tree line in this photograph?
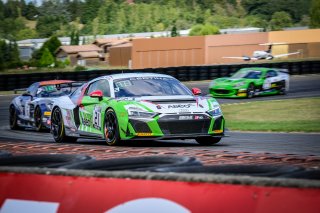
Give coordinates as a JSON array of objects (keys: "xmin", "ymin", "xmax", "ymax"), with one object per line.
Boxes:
[
  {"xmin": 0, "ymin": 0, "xmax": 318, "ymax": 42},
  {"xmin": 0, "ymin": 0, "xmax": 319, "ymax": 70}
]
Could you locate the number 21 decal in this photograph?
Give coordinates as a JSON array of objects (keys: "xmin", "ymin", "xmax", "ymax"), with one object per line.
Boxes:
[{"xmin": 93, "ymin": 106, "xmax": 102, "ymax": 130}]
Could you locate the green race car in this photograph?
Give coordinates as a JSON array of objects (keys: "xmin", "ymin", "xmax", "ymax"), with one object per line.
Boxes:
[
  {"xmin": 50, "ymin": 73, "xmax": 225, "ymax": 146},
  {"xmin": 209, "ymin": 67, "xmax": 289, "ymax": 98}
]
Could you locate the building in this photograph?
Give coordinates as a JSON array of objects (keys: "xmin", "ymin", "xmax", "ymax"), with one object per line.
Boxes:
[
  {"xmin": 55, "ymin": 45, "xmax": 103, "ymax": 66},
  {"xmin": 131, "ymin": 29, "xmax": 320, "ymax": 69}
]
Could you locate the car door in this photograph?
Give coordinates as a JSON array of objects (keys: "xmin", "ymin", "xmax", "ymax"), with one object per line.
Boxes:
[
  {"xmin": 20, "ymin": 83, "xmax": 38, "ymax": 121},
  {"xmin": 262, "ymin": 70, "xmax": 280, "ymax": 90},
  {"xmin": 79, "ymin": 79, "xmax": 111, "ymax": 136}
]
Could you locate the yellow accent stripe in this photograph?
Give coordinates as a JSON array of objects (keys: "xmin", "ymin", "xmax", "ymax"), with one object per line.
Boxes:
[{"xmin": 44, "ymin": 111, "xmax": 51, "ymax": 116}]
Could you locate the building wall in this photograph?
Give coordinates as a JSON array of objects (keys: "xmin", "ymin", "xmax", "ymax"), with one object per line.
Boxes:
[
  {"xmin": 205, "ymin": 33, "xmax": 268, "ymax": 64},
  {"xmin": 109, "ymin": 46, "xmax": 132, "ymax": 67},
  {"xmin": 129, "ymin": 29, "xmax": 320, "ymax": 69},
  {"xmin": 131, "ymin": 37, "xmax": 205, "ymax": 69}
]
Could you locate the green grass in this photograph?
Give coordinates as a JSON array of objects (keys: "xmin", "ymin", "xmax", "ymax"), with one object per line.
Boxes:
[{"xmin": 221, "ymin": 97, "xmax": 320, "ymax": 132}]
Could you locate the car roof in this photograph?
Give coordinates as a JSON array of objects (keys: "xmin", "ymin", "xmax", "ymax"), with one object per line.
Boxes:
[
  {"xmin": 39, "ymin": 80, "xmax": 74, "ymax": 86},
  {"xmin": 95, "ymin": 73, "xmax": 175, "ymax": 81}
]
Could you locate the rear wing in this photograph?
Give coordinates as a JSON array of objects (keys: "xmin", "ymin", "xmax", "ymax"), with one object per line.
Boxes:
[{"xmin": 55, "ymin": 81, "xmax": 85, "ymax": 90}]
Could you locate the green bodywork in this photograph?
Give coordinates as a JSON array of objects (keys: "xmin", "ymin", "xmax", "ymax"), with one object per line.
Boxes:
[
  {"xmin": 78, "ymin": 96, "xmax": 224, "ymax": 140},
  {"xmin": 209, "ymin": 67, "xmax": 283, "ymax": 98}
]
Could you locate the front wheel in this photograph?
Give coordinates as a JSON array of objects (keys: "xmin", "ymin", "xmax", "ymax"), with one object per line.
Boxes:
[
  {"xmin": 104, "ymin": 108, "xmax": 121, "ymax": 146},
  {"xmin": 34, "ymin": 106, "xmax": 43, "ymax": 132},
  {"xmin": 196, "ymin": 137, "xmax": 221, "ymax": 145},
  {"xmin": 9, "ymin": 105, "xmax": 20, "ymax": 130},
  {"xmin": 279, "ymin": 81, "xmax": 287, "ymax": 95},
  {"xmin": 247, "ymin": 83, "xmax": 255, "ymax": 98},
  {"xmin": 51, "ymin": 107, "xmax": 77, "ymax": 143}
]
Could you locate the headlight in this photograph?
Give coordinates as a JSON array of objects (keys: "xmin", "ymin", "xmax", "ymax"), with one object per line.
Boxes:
[
  {"xmin": 207, "ymin": 107, "xmax": 222, "ymax": 117},
  {"xmin": 233, "ymin": 82, "xmax": 245, "ymax": 88},
  {"xmin": 128, "ymin": 108, "xmax": 158, "ymax": 118}
]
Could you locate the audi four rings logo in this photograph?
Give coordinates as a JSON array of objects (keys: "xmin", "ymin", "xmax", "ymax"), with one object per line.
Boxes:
[{"xmin": 168, "ymin": 104, "xmax": 192, "ymax": 108}]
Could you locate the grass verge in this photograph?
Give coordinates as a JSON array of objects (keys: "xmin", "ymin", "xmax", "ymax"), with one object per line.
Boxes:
[{"xmin": 221, "ymin": 97, "xmax": 320, "ymax": 132}]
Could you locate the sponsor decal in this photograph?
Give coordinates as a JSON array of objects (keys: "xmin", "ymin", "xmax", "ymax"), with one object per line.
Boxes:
[
  {"xmin": 168, "ymin": 104, "xmax": 192, "ymax": 109},
  {"xmin": 81, "ymin": 112, "xmax": 91, "ymax": 127},
  {"xmin": 136, "ymin": 133, "xmax": 153, "ymax": 136},
  {"xmin": 179, "ymin": 115, "xmax": 193, "ymax": 120},
  {"xmin": 194, "ymin": 115, "xmax": 204, "ymax": 120},
  {"xmin": 44, "ymin": 111, "xmax": 51, "ymax": 116},
  {"xmin": 93, "ymin": 105, "xmax": 102, "ymax": 130}
]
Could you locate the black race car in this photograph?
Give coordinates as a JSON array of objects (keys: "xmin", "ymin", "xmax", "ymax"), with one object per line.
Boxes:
[{"xmin": 9, "ymin": 80, "xmax": 82, "ymax": 131}]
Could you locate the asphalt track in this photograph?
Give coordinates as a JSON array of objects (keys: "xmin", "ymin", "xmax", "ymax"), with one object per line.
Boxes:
[{"xmin": 0, "ymin": 74, "xmax": 319, "ymax": 156}]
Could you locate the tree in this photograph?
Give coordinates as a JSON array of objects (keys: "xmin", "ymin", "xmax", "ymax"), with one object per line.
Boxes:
[
  {"xmin": 42, "ymin": 36, "xmax": 62, "ymax": 56},
  {"xmin": 189, "ymin": 24, "xmax": 220, "ymax": 36},
  {"xmin": 170, "ymin": 25, "xmax": 179, "ymax": 37},
  {"xmin": 70, "ymin": 30, "xmax": 80, "ymax": 45},
  {"xmin": 31, "ymin": 36, "xmax": 61, "ymax": 66},
  {"xmin": 310, "ymin": 0, "xmax": 320, "ymax": 28},
  {"xmin": 269, "ymin": 11, "xmax": 293, "ymax": 31},
  {"xmin": 39, "ymin": 48, "xmax": 54, "ymax": 67}
]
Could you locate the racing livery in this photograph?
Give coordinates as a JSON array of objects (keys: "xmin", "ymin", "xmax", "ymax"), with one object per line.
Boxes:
[
  {"xmin": 51, "ymin": 73, "xmax": 225, "ymax": 146},
  {"xmin": 9, "ymin": 80, "xmax": 82, "ymax": 131},
  {"xmin": 209, "ymin": 67, "xmax": 289, "ymax": 98}
]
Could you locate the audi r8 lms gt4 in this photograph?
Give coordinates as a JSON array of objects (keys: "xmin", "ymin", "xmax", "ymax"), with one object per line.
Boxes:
[
  {"xmin": 51, "ymin": 73, "xmax": 225, "ymax": 146},
  {"xmin": 9, "ymin": 80, "xmax": 83, "ymax": 131},
  {"xmin": 209, "ymin": 67, "xmax": 289, "ymax": 98}
]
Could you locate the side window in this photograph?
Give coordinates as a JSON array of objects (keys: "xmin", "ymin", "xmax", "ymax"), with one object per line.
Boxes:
[
  {"xmin": 86, "ymin": 81, "xmax": 99, "ymax": 96},
  {"xmin": 70, "ymin": 85, "xmax": 84, "ymax": 104},
  {"xmin": 99, "ymin": 80, "xmax": 111, "ymax": 97},
  {"xmin": 86, "ymin": 80, "xmax": 110, "ymax": 97},
  {"xmin": 27, "ymin": 83, "xmax": 38, "ymax": 96},
  {"xmin": 266, "ymin": 70, "xmax": 278, "ymax": 78}
]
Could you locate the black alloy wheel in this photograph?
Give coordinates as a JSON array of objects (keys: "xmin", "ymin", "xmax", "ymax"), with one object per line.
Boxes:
[
  {"xmin": 51, "ymin": 107, "xmax": 77, "ymax": 143},
  {"xmin": 34, "ymin": 106, "xmax": 43, "ymax": 131},
  {"xmin": 104, "ymin": 109, "xmax": 121, "ymax": 146},
  {"xmin": 9, "ymin": 105, "xmax": 20, "ymax": 130},
  {"xmin": 247, "ymin": 83, "xmax": 255, "ymax": 98},
  {"xmin": 279, "ymin": 81, "xmax": 287, "ymax": 95}
]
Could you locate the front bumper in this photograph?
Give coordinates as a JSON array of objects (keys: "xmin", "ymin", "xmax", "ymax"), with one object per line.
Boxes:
[
  {"xmin": 124, "ymin": 114, "xmax": 225, "ymax": 140},
  {"xmin": 209, "ymin": 86, "xmax": 248, "ymax": 98}
]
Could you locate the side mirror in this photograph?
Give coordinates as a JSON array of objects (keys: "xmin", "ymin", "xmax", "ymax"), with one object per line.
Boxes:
[
  {"xmin": 192, "ymin": 88, "xmax": 202, "ymax": 96},
  {"xmin": 90, "ymin": 90, "xmax": 103, "ymax": 100}
]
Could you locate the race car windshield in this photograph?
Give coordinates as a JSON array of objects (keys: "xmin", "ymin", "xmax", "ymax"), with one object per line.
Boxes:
[
  {"xmin": 36, "ymin": 85, "xmax": 75, "ymax": 97},
  {"xmin": 113, "ymin": 77, "xmax": 192, "ymax": 97},
  {"xmin": 231, "ymin": 70, "xmax": 262, "ymax": 79}
]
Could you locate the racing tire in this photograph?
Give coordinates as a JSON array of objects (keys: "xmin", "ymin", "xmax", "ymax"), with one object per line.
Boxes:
[
  {"xmin": 196, "ymin": 137, "xmax": 221, "ymax": 145},
  {"xmin": 9, "ymin": 105, "xmax": 21, "ymax": 130},
  {"xmin": 104, "ymin": 108, "xmax": 121, "ymax": 146},
  {"xmin": 279, "ymin": 81, "xmax": 287, "ymax": 95},
  {"xmin": 62, "ymin": 155, "xmax": 202, "ymax": 171},
  {"xmin": 247, "ymin": 83, "xmax": 255, "ymax": 98},
  {"xmin": 0, "ymin": 154, "xmax": 94, "ymax": 168},
  {"xmin": 51, "ymin": 107, "xmax": 78, "ymax": 143},
  {"xmin": 34, "ymin": 106, "xmax": 44, "ymax": 132}
]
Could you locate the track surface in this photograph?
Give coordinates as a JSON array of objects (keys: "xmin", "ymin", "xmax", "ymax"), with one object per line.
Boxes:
[{"xmin": 0, "ymin": 74, "xmax": 319, "ymax": 166}]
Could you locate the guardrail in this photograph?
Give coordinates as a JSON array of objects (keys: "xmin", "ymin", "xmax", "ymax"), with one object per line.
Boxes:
[{"xmin": 1, "ymin": 60, "xmax": 319, "ymax": 91}]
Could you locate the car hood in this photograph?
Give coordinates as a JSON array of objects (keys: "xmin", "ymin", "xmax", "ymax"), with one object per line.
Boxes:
[
  {"xmin": 118, "ymin": 95, "xmax": 220, "ymax": 114},
  {"xmin": 214, "ymin": 77, "xmax": 245, "ymax": 84}
]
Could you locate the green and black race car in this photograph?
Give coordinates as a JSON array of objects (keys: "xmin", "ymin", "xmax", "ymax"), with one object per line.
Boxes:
[
  {"xmin": 50, "ymin": 73, "xmax": 225, "ymax": 146},
  {"xmin": 209, "ymin": 67, "xmax": 289, "ymax": 98}
]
